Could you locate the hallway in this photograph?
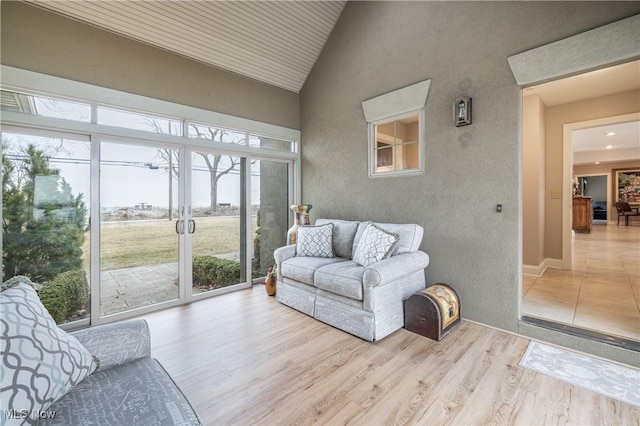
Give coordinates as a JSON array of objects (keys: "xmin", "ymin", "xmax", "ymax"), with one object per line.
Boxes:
[{"xmin": 523, "ymin": 223, "xmax": 640, "ymax": 341}]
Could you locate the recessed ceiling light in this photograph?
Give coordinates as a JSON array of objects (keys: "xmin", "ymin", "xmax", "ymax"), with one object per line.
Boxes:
[
  {"xmin": 605, "ymin": 145, "xmax": 613, "ymax": 149},
  {"xmin": 604, "ymin": 132, "xmax": 617, "ymax": 136},
  {"xmin": 595, "ymin": 161, "xmax": 601, "ymax": 165}
]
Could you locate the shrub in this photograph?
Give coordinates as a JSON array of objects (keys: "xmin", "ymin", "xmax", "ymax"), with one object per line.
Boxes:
[
  {"xmin": 2, "ymin": 144, "xmax": 87, "ymax": 282},
  {"xmin": 39, "ymin": 269, "xmax": 89, "ymax": 323},
  {"xmin": 192, "ymin": 256, "xmax": 241, "ymax": 290}
]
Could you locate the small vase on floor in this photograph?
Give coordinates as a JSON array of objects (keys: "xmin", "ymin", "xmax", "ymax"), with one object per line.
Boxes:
[
  {"xmin": 264, "ymin": 264, "xmax": 277, "ymax": 296},
  {"xmin": 265, "ymin": 275, "xmax": 276, "ymax": 296},
  {"xmin": 286, "ymin": 204, "xmax": 312, "ymax": 245}
]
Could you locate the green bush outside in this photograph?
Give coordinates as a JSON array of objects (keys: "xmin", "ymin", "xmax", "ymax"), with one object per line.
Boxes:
[
  {"xmin": 192, "ymin": 255, "xmax": 241, "ymax": 290},
  {"xmin": 2, "ymin": 144, "xmax": 87, "ymax": 283},
  {"xmin": 39, "ymin": 269, "xmax": 89, "ymax": 323}
]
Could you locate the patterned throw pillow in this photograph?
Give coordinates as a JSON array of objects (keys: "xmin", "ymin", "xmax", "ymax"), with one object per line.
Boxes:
[
  {"xmin": 296, "ymin": 223, "xmax": 335, "ymax": 257},
  {"xmin": 1, "ymin": 277, "xmax": 98, "ymax": 425},
  {"xmin": 352, "ymin": 222, "xmax": 399, "ymax": 267}
]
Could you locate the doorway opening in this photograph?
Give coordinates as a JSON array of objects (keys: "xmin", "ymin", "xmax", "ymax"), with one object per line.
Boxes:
[
  {"xmin": 521, "ymin": 61, "xmax": 640, "ymax": 344},
  {"xmin": 575, "ymin": 174, "xmax": 607, "ymax": 222}
]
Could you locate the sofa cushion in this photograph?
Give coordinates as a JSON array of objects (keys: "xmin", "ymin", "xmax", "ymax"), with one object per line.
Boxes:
[
  {"xmin": 352, "ymin": 222, "xmax": 399, "ymax": 267},
  {"xmin": 316, "ymin": 219, "xmax": 360, "ymax": 259},
  {"xmin": 281, "ymin": 256, "xmax": 346, "ymax": 286},
  {"xmin": 315, "ymin": 261, "xmax": 366, "ymax": 301},
  {"xmin": 352, "ymin": 222, "xmax": 423, "ymax": 257},
  {"xmin": 43, "ymin": 358, "xmax": 201, "ymax": 425},
  {"xmin": 1, "ymin": 277, "xmax": 98, "ymax": 425},
  {"xmin": 296, "ymin": 223, "xmax": 334, "ymax": 257}
]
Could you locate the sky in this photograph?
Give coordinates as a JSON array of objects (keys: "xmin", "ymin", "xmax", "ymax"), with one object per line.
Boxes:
[{"xmin": 3, "ymin": 132, "xmax": 262, "ymax": 210}]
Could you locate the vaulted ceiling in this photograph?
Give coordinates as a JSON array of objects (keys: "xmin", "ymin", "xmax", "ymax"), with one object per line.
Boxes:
[{"xmin": 25, "ymin": 0, "xmax": 347, "ymax": 93}]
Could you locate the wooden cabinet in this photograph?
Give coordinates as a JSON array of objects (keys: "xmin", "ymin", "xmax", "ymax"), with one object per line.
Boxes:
[{"xmin": 573, "ymin": 196, "xmax": 592, "ymax": 233}]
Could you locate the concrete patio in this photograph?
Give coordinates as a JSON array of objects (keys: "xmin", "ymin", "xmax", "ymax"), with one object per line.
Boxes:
[
  {"xmin": 100, "ymin": 262, "xmax": 180, "ymax": 316},
  {"xmin": 99, "ymin": 251, "xmax": 242, "ymax": 316}
]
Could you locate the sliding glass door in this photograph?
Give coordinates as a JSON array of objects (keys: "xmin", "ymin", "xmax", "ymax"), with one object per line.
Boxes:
[
  {"xmin": 99, "ymin": 141, "xmax": 180, "ymax": 318},
  {"xmin": 189, "ymin": 151, "xmax": 247, "ymax": 295},
  {"xmin": 97, "ymin": 141, "xmax": 281, "ymax": 319}
]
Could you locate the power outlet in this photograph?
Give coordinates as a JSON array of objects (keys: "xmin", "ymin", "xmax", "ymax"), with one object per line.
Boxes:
[{"xmin": 550, "ymin": 191, "xmax": 563, "ymax": 199}]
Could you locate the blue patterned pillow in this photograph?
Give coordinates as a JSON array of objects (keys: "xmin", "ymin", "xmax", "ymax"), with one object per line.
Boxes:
[
  {"xmin": 352, "ymin": 222, "xmax": 399, "ymax": 267},
  {"xmin": 1, "ymin": 277, "xmax": 98, "ymax": 425},
  {"xmin": 296, "ymin": 223, "xmax": 335, "ymax": 257}
]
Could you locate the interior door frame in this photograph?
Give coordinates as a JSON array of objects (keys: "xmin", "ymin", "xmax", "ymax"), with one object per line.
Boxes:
[{"xmin": 561, "ymin": 112, "xmax": 640, "ymax": 269}]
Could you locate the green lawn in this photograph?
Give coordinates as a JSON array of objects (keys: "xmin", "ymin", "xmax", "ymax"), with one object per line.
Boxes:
[{"xmin": 83, "ymin": 216, "xmax": 257, "ymax": 271}]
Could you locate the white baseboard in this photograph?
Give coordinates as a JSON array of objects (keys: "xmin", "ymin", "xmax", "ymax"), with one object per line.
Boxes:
[
  {"xmin": 545, "ymin": 258, "xmax": 565, "ymax": 270},
  {"xmin": 523, "ymin": 261, "xmax": 547, "ymax": 277},
  {"xmin": 523, "ymin": 257, "xmax": 565, "ymax": 277}
]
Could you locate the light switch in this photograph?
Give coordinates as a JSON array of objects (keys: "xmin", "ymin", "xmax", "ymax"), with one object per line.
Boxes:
[{"xmin": 551, "ymin": 191, "xmax": 563, "ymax": 199}]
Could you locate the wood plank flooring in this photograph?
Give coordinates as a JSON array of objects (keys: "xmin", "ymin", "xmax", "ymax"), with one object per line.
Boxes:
[{"xmin": 139, "ymin": 286, "xmax": 639, "ymax": 425}]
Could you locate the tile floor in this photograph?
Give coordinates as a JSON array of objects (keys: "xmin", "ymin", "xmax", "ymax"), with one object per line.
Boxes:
[{"xmin": 523, "ymin": 222, "xmax": 640, "ymax": 341}]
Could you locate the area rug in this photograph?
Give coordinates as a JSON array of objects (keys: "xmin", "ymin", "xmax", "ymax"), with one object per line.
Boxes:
[{"xmin": 519, "ymin": 341, "xmax": 640, "ymax": 407}]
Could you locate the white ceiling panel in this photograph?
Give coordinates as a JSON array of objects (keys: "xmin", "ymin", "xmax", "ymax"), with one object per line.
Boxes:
[{"xmin": 25, "ymin": 0, "xmax": 347, "ymax": 93}]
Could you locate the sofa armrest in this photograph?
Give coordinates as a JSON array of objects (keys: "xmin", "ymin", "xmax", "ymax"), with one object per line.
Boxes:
[
  {"xmin": 363, "ymin": 251, "xmax": 430, "ymax": 287},
  {"xmin": 274, "ymin": 244, "xmax": 296, "ymax": 263},
  {"xmin": 70, "ymin": 319, "xmax": 151, "ymax": 371}
]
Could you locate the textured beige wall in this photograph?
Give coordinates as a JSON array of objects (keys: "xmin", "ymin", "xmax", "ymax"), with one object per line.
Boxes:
[
  {"xmin": 545, "ymin": 89, "xmax": 640, "ymax": 260},
  {"xmin": 0, "ymin": 2, "xmax": 300, "ymax": 129},
  {"xmin": 301, "ymin": 1, "xmax": 640, "ymax": 365},
  {"xmin": 522, "ymin": 95, "xmax": 546, "ymax": 267}
]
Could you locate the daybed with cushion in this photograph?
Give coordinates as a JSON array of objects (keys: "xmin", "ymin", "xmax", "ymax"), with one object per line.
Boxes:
[
  {"xmin": 1, "ymin": 276, "xmax": 200, "ymax": 426},
  {"xmin": 274, "ymin": 219, "xmax": 429, "ymax": 341}
]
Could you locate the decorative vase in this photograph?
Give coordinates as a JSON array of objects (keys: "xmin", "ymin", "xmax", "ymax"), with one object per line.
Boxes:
[
  {"xmin": 264, "ymin": 274, "xmax": 276, "ymax": 296},
  {"xmin": 286, "ymin": 204, "xmax": 312, "ymax": 245}
]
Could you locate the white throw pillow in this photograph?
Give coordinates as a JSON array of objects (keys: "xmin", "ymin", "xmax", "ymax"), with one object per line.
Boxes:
[
  {"xmin": 1, "ymin": 277, "xmax": 98, "ymax": 425},
  {"xmin": 352, "ymin": 222, "xmax": 399, "ymax": 267},
  {"xmin": 296, "ymin": 223, "xmax": 335, "ymax": 257}
]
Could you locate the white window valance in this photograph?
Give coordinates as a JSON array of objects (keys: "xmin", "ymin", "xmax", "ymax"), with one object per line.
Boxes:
[{"xmin": 361, "ymin": 79, "xmax": 431, "ymax": 122}]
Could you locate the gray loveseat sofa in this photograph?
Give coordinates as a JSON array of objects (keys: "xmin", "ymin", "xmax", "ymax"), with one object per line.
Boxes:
[
  {"xmin": 274, "ymin": 219, "xmax": 429, "ymax": 341},
  {"xmin": 1, "ymin": 278, "xmax": 200, "ymax": 426}
]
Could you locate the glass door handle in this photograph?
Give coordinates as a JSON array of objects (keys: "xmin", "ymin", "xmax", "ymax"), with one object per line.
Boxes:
[
  {"xmin": 188, "ymin": 219, "xmax": 196, "ymax": 234},
  {"xmin": 175, "ymin": 220, "xmax": 185, "ymax": 234}
]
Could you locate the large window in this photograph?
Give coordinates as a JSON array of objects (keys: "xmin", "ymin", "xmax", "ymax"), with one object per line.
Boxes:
[
  {"xmin": 1, "ymin": 65, "xmax": 300, "ymax": 328},
  {"xmin": 2, "ymin": 132, "xmax": 91, "ymax": 326},
  {"xmin": 98, "ymin": 106, "xmax": 182, "ymax": 136}
]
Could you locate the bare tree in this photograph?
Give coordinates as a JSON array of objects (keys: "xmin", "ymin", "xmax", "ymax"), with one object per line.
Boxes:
[
  {"xmin": 191, "ymin": 126, "xmax": 242, "ymax": 213},
  {"xmin": 147, "ymin": 120, "xmax": 244, "ymax": 213}
]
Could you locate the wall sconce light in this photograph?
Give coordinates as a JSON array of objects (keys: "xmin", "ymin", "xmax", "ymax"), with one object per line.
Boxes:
[{"xmin": 454, "ymin": 96, "xmax": 472, "ymax": 127}]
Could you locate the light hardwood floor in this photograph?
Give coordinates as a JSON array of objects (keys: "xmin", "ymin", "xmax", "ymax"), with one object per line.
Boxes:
[
  {"xmin": 523, "ymin": 223, "xmax": 640, "ymax": 341},
  {"xmin": 139, "ymin": 285, "xmax": 639, "ymax": 425}
]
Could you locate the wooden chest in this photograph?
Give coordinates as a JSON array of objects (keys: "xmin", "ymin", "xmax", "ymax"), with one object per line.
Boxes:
[{"xmin": 405, "ymin": 283, "xmax": 461, "ymax": 341}]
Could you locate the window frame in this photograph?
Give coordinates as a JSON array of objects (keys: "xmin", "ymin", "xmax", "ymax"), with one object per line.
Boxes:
[{"xmin": 368, "ymin": 108, "xmax": 424, "ymax": 178}]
